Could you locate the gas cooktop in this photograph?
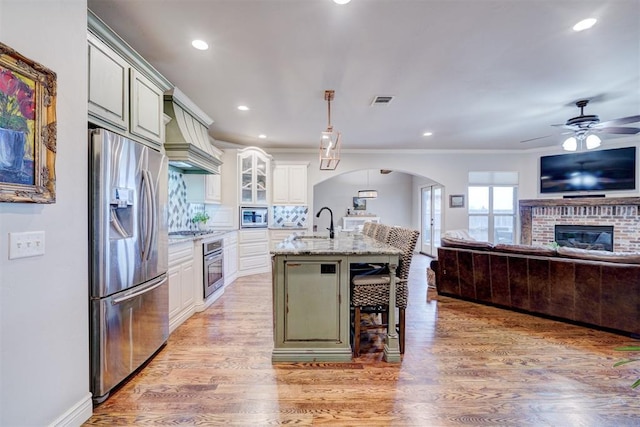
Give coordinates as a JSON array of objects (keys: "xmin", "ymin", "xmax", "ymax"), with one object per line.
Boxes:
[{"xmin": 169, "ymin": 230, "xmax": 225, "ymax": 237}]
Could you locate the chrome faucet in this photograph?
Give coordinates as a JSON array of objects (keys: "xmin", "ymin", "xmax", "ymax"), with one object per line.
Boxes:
[{"xmin": 316, "ymin": 207, "xmax": 334, "ymax": 239}]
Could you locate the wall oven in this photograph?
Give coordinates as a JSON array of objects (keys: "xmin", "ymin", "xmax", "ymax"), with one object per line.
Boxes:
[
  {"xmin": 240, "ymin": 206, "xmax": 268, "ymax": 229},
  {"xmin": 203, "ymin": 239, "xmax": 224, "ymax": 299}
]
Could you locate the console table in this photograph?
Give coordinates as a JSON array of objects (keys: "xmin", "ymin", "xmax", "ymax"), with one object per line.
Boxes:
[{"xmin": 342, "ymin": 216, "xmax": 380, "ymax": 231}]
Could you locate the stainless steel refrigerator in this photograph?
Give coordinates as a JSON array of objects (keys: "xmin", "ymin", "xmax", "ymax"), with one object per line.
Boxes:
[{"xmin": 89, "ymin": 128, "xmax": 169, "ymax": 403}]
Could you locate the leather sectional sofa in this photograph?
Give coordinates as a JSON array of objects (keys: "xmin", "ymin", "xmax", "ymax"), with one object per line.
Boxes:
[{"xmin": 430, "ymin": 237, "xmax": 640, "ymax": 337}]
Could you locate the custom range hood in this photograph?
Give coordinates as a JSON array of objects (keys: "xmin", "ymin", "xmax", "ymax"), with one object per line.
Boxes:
[{"xmin": 164, "ymin": 88, "xmax": 222, "ymax": 174}]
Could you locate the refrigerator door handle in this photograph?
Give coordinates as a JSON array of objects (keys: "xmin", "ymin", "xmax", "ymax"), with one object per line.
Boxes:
[
  {"xmin": 141, "ymin": 170, "xmax": 154, "ymax": 261},
  {"xmin": 112, "ymin": 276, "xmax": 168, "ymax": 305},
  {"xmin": 147, "ymin": 169, "xmax": 158, "ymax": 261}
]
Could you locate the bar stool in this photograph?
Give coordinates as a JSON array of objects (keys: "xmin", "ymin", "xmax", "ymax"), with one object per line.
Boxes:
[
  {"xmin": 374, "ymin": 223, "xmax": 392, "ymax": 243},
  {"xmin": 351, "ymin": 227, "xmax": 420, "ymax": 356}
]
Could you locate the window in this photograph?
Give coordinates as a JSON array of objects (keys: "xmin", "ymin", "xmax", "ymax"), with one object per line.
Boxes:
[{"xmin": 468, "ymin": 172, "xmax": 518, "ymax": 243}]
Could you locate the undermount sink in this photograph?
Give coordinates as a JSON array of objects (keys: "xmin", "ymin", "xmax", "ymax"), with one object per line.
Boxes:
[{"xmin": 294, "ymin": 235, "xmax": 330, "ymax": 240}]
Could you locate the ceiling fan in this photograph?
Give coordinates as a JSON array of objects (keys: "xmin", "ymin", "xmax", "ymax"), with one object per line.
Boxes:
[{"xmin": 521, "ymin": 99, "xmax": 640, "ymax": 150}]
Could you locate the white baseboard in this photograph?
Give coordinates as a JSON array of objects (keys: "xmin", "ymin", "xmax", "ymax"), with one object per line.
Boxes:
[
  {"xmin": 49, "ymin": 392, "xmax": 93, "ymax": 427},
  {"xmin": 169, "ymin": 306, "xmax": 196, "ymax": 333}
]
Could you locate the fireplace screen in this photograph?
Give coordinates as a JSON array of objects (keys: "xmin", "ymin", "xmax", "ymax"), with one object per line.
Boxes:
[{"xmin": 554, "ymin": 225, "xmax": 613, "ymax": 252}]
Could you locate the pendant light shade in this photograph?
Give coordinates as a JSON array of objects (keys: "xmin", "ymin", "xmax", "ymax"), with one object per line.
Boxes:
[
  {"xmin": 358, "ymin": 190, "xmax": 378, "ymax": 198},
  {"xmin": 319, "ymin": 90, "xmax": 341, "ymax": 170},
  {"xmin": 358, "ymin": 170, "xmax": 377, "ymax": 199}
]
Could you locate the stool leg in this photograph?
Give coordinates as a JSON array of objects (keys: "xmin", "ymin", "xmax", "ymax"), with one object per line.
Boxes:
[
  {"xmin": 399, "ymin": 308, "xmax": 405, "ymax": 354},
  {"xmin": 353, "ymin": 306, "xmax": 361, "ymax": 357}
]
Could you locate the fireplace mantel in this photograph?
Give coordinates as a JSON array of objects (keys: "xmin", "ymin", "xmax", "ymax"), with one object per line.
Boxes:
[
  {"xmin": 520, "ymin": 197, "xmax": 640, "ymax": 208},
  {"xmin": 519, "ymin": 197, "xmax": 640, "ymax": 251}
]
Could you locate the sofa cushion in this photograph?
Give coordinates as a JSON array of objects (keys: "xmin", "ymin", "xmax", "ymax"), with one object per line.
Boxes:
[
  {"xmin": 493, "ymin": 243, "xmax": 557, "ymax": 256},
  {"xmin": 557, "ymin": 246, "xmax": 640, "ymax": 264},
  {"xmin": 443, "ymin": 229, "xmax": 474, "ymax": 240},
  {"xmin": 441, "ymin": 236, "xmax": 493, "ymax": 250}
]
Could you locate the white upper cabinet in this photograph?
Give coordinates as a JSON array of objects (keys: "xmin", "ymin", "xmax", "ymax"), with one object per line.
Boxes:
[
  {"xmin": 238, "ymin": 147, "xmax": 271, "ymax": 205},
  {"xmin": 88, "ymin": 33, "xmax": 129, "ymax": 131},
  {"xmin": 88, "ymin": 11, "xmax": 172, "ymax": 149},
  {"xmin": 272, "ymin": 162, "xmax": 309, "ymax": 205},
  {"xmin": 129, "ymin": 69, "xmax": 164, "ymax": 143},
  {"xmin": 184, "ymin": 173, "xmax": 222, "ymax": 204}
]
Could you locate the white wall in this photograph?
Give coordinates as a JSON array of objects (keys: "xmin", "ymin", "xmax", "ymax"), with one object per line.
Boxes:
[
  {"xmin": 0, "ymin": 1, "xmax": 91, "ymax": 426},
  {"xmin": 314, "ymin": 169, "xmax": 414, "ymax": 230},
  {"xmin": 271, "ymin": 149, "xmax": 538, "ymax": 233}
]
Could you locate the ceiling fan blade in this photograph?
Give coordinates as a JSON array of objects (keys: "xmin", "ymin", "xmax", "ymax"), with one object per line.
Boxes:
[
  {"xmin": 594, "ymin": 115, "xmax": 640, "ymax": 128},
  {"xmin": 520, "ymin": 135, "xmax": 552, "ymax": 143},
  {"xmin": 551, "ymin": 123, "xmax": 572, "ymax": 129},
  {"xmin": 595, "ymin": 126, "xmax": 640, "ymax": 135}
]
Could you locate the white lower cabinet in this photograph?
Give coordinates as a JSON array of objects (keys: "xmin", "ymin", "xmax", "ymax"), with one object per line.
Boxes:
[
  {"xmin": 224, "ymin": 232, "xmax": 239, "ymax": 286},
  {"xmin": 238, "ymin": 229, "xmax": 271, "ymax": 275},
  {"xmin": 168, "ymin": 241, "xmax": 196, "ymax": 333}
]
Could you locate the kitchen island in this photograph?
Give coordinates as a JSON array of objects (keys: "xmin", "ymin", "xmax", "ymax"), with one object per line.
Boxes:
[{"xmin": 271, "ymin": 233, "xmax": 403, "ymax": 363}]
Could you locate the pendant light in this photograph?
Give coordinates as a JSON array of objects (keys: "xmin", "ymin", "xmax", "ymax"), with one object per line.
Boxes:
[
  {"xmin": 319, "ymin": 90, "xmax": 341, "ymax": 170},
  {"xmin": 358, "ymin": 170, "xmax": 378, "ymax": 199}
]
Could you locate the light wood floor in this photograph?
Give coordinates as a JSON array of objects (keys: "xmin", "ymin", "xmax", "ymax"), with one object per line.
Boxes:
[{"xmin": 85, "ymin": 254, "xmax": 640, "ymax": 426}]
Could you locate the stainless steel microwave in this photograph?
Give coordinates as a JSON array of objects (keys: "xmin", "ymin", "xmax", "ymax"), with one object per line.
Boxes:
[{"xmin": 240, "ymin": 206, "xmax": 269, "ymax": 228}]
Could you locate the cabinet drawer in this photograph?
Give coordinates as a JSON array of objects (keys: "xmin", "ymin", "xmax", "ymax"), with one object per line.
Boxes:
[
  {"xmin": 239, "ymin": 255, "xmax": 270, "ymax": 271},
  {"xmin": 239, "ymin": 242, "xmax": 269, "ymax": 258},
  {"xmin": 224, "ymin": 233, "xmax": 238, "ymax": 246},
  {"xmin": 239, "ymin": 229, "xmax": 269, "ymax": 244},
  {"xmin": 169, "ymin": 241, "xmax": 194, "ymax": 264}
]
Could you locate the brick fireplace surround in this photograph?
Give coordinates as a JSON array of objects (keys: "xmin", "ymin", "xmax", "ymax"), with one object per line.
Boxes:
[{"xmin": 519, "ymin": 197, "xmax": 640, "ymax": 253}]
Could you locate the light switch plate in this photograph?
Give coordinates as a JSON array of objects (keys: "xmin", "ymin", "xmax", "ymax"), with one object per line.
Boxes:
[{"xmin": 9, "ymin": 231, "xmax": 45, "ymax": 259}]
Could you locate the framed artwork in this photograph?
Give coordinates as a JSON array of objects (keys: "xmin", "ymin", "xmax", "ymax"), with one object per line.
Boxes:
[
  {"xmin": 449, "ymin": 194, "xmax": 465, "ymax": 208},
  {"xmin": 353, "ymin": 197, "xmax": 366, "ymax": 210},
  {"xmin": 0, "ymin": 42, "xmax": 57, "ymax": 203}
]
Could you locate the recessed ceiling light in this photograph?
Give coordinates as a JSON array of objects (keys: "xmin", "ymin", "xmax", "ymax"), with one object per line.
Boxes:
[
  {"xmin": 423, "ymin": 132, "xmax": 433, "ymax": 137},
  {"xmin": 573, "ymin": 18, "xmax": 597, "ymax": 32},
  {"xmin": 333, "ymin": 0, "xmax": 351, "ymax": 4},
  {"xmin": 191, "ymin": 39, "xmax": 209, "ymax": 50},
  {"xmin": 258, "ymin": 134, "xmax": 267, "ymax": 139},
  {"xmin": 237, "ymin": 105, "xmax": 249, "ymax": 111}
]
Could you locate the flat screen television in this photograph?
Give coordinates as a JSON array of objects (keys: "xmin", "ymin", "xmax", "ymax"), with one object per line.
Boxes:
[{"xmin": 540, "ymin": 146, "xmax": 637, "ymax": 194}]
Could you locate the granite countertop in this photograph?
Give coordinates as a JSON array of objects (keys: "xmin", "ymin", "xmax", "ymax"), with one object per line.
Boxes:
[
  {"xmin": 269, "ymin": 226, "xmax": 308, "ymax": 230},
  {"xmin": 168, "ymin": 229, "xmax": 235, "ymax": 245},
  {"xmin": 271, "ymin": 233, "xmax": 402, "ymax": 256}
]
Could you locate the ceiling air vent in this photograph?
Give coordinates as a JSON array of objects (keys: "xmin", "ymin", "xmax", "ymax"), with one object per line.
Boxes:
[{"xmin": 371, "ymin": 95, "xmax": 394, "ymax": 106}]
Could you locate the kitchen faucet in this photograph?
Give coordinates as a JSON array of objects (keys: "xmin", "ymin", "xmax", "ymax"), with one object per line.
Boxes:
[{"xmin": 316, "ymin": 207, "xmax": 334, "ymax": 239}]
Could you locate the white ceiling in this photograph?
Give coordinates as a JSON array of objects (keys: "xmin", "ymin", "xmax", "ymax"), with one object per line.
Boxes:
[{"xmin": 87, "ymin": 0, "xmax": 640, "ymax": 151}]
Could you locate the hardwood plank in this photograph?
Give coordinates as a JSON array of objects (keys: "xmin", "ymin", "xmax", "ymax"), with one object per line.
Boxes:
[{"xmin": 85, "ymin": 255, "xmax": 640, "ymax": 426}]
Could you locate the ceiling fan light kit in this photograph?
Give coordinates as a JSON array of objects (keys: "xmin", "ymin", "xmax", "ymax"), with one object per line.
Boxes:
[
  {"xmin": 319, "ymin": 90, "xmax": 342, "ymax": 170},
  {"xmin": 585, "ymin": 134, "xmax": 601, "ymax": 150},
  {"xmin": 555, "ymin": 99, "xmax": 640, "ymax": 152},
  {"xmin": 562, "ymin": 137, "xmax": 577, "ymax": 152}
]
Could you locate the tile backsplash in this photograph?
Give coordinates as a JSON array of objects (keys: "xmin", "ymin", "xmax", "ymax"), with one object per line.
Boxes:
[
  {"xmin": 271, "ymin": 206, "xmax": 308, "ymax": 228},
  {"xmin": 168, "ymin": 168, "xmax": 205, "ymax": 232},
  {"xmin": 169, "ymin": 168, "xmax": 307, "ymax": 230}
]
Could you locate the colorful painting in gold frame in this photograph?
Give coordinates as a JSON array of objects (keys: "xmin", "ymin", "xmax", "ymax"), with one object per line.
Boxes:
[{"xmin": 0, "ymin": 42, "xmax": 56, "ymax": 203}]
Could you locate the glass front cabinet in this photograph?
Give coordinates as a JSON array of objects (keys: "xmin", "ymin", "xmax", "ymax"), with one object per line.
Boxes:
[{"xmin": 238, "ymin": 147, "xmax": 272, "ymax": 205}]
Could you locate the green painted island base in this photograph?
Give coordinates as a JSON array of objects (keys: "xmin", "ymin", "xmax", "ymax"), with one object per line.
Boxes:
[{"xmin": 270, "ymin": 233, "xmax": 403, "ymax": 364}]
